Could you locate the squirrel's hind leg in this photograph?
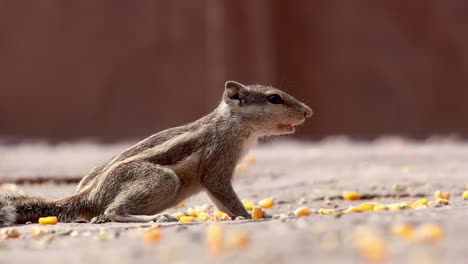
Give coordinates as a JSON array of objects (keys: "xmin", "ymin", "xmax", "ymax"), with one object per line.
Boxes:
[{"xmin": 91, "ymin": 162, "xmax": 181, "ymax": 224}]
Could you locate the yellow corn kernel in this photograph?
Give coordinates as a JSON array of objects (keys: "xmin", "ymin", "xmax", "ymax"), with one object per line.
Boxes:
[
  {"xmin": 410, "ymin": 198, "xmax": 428, "ymax": 209},
  {"xmin": 399, "ymin": 201, "xmax": 413, "ymax": 209},
  {"xmin": 198, "ymin": 212, "xmax": 212, "ymax": 222},
  {"xmin": 373, "ymin": 204, "xmax": 388, "ymax": 212},
  {"xmin": 342, "ymin": 206, "xmax": 362, "ymax": 214},
  {"xmin": 206, "ymin": 224, "xmax": 224, "ymax": 255},
  {"xmin": 318, "ymin": 208, "xmax": 337, "ymax": 215},
  {"xmin": 343, "ymin": 191, "xmax": 361, "ymax": 200},
  {"xmin": 391, "ymin": 223, "xmax": 414, "ymax": 240},
  {"xmin": 179, "ymin": 216, "xmax": 195, "ymax": 222},
  {"xmin": 463, "ymin": 191, "xmax": 468, "ymax": 200},
  {"xmin": 252, "ymin": 206, "xmax": 263, "ymax": 220},
  {"xmin": 176, "ymin": 201, "xmax": 186, "ymax": 208},
  {"xmin": 354, "ymin": 228, "xmax": 388, "ymax": 262},
  {"xmin": 434, "ymin": 191, "xmax": 450, "ymax": 200},
  {"xmin": 358, "ymin": 202, "xmax": 375, "ymax": 211},
  {"xmin": 227, "ymin": 229, "xmax": 251, "ymax": 250},
  {"xmin": 242, "ymin": 199, "xmax": 255, "ymax": 210},
  {"xmin": 1, "ymin": 227, "xmax": 20, "ymax": 238},
  {"xmin": 30, "ymin": 226, "xmax": 49, "ymax": 237},
  {"xmin": 388, "ymin": 204, "xmax": 402, "ymax": 211},
  {"xmin": 258, "ymin": 198, "xmax": 273, "ymax": 209},
  {"xmin": 143, "ymin": 229, "xmax": 162, "ymax": 243},
  {"xmin": 245, "ymin": 154, "xmax": 256, "ymax": 165},
  {"xmin": 38, "ymin": 216, "xmax": 58, "ymax": 225},
  {"xmin": 171, "ymin": 212, "xmax": 185, "ymax": 220},
  {"xmin": 197, "ymin": 204, "xmax": 211, "ymax": 213},
  {"xmin": 417, "ymin": 223, "xmax": 443, "ymax": 242},
  {"xmin": 294, "ymin": 207, "xmax": 311, "ymax": 217},
  {"xmin": 187, "ymin": 207, "xmax": 199, "ymax": 217},
  {"xmin": 213, "ymin": 210, "xmax": 231, "ymax": 221}
]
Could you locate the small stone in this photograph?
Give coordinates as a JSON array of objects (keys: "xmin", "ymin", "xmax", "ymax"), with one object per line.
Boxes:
[
  {"xmin": 298, "ymin": 198, "xmax": 307, "ymax": 205},
  {"xmin": 392, "ymin": 184, "xmax": 407, "ymax": 193}
]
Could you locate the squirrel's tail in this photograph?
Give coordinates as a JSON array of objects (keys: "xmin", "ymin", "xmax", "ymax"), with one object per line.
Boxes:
[{"xmin": 0, "ymin": 193, "xmax": 83, "ymax": 226}]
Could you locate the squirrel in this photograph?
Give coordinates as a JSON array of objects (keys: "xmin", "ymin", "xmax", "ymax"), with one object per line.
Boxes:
[{"xmin": 0, "ymin": 81, "xmax": 312, "ymax": 226}]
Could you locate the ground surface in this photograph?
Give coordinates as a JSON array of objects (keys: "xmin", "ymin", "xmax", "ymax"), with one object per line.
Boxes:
[{"xmin": 1, "ymin": 137, "xmax": 468, "ymax": 264}]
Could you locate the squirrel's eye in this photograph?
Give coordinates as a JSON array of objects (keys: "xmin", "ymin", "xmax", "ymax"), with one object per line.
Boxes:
[{"xmin": 267, "ymin": 94, "xmax": 284, "ymax": 104}]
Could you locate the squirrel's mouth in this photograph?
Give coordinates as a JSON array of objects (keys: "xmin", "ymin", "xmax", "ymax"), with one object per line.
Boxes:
[{"xmin": 277, "ymin": 119, "xmax": 305, "ymax": 133}]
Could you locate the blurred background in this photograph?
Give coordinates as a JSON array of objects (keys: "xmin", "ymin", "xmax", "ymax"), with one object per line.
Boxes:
[{"xmin": 1, "ymin": 0, "xmax": 468, "ymax": 141}]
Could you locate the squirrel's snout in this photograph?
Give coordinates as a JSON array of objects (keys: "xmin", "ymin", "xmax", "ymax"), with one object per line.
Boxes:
[{"xmin": 303, "ymin": 106, "xmax": 313, "ymax": 118}]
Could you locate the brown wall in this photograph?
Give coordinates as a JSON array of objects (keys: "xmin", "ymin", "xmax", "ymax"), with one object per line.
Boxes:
[{"xmin": 1, "ymin": 1, "xmax": 468, "ymax": 141}]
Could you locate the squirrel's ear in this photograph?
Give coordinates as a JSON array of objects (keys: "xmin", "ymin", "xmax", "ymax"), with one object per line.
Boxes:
[{"xmin": 224, "ymin": 81, "xmax": 246, "ymax": 106}]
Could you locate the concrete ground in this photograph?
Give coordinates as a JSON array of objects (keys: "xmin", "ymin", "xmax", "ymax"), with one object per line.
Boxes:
[{"xmin": 1, "ymin": 137, "xmax": 468, "ymax": 264}]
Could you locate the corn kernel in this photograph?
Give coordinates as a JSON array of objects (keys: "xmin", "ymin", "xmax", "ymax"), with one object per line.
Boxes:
[
  {"xmin": 38, "ymin": 216, "xmax": 58, "ymax": 225},
  {"xmin": 187, "ymin": 207, "xmax": 199, "ymax": 217},
  {"xmin": 342, "ymin": 206, "xmax": 362, "ymax": 214},
  {"xmin": 434, "ymin": 191, "xmax": 450, "ymax": 200},
  {"xmin": 318, "ymin": 208, "xmax": 334, "ymax": 215},
  {"xmin": 176, "ymin": 201, "xmax": 186, "ymax": 208},
  {"xmin": 179, "ymin": 216, "xmax": 195, "ymax": 222},
  {"xmin": 206, "ymin": 224, "xmax": 224, "ymax": 255},
  {"xmin": 143, "ymin": 229, "xmax": 162, "ymax": 243},
  {"xmin": 171, "ymin": 212, "xmax": 185, "ymax": 220},
  {"xmin": 391, "ymin": 223, "xmax": 414, "ymax": 240},
  {"xmin": 245, "ymin": 154, "xmax": 256, "ymax": 165},
  {"xmin": 343, "ymin": 191, "xmax": 361, "ymax": 200},
  {"xmin": 1, "ymin": 227, "xmax": 20, "ymax": 238},
  {"xmin": 354, "ymin": 228, "xmax": 388, "ymax": 262},
  {"xmin": 294, "ymin": 207, "xmax": 311, "ymax": 217},
  {"xmin": 252, "ymin": 206, "xmax": 263, "ymax": 220},
  {"xmin": 410, "ymin": 198, "xmax": 428, "ymax": 209},
  {"xmin": 197, "ymin": 204, "xmax": 211, "ymax": 213},
  {"xmin": 242, "ymin": 199, "xmax": 255, "ymax": 210},
  {"xmin": 389, "ymin": 204, "xmax": 402, "ymax": 211},
  {"xmin": 399, "ymin": 201, "xmax": 413, "ymax": 209},
  {"xmin": 417, "ymin": 223, "xmax": 443, "ymax": 242},
  {"xmin": 198, "ymin": 212, "xmax": 212, "ymax": 222},
  {"xmin": 213, "ymin": 210, "xmax": 231, "ymax": 221},
  {"xmin": 227, "ymin": 229, "xmax": 251, "ymax": 250},
  {"xmin": 30, "ymin": 226, "xmax": 49, "ymax": 237},
  {"xmin": 373, "ymin": 204, "xmax": 388, "ymax": 212},
  {"xmin": 463, "ymin": 191, "xmax": 468, "ymax": 200},
  {"xmin": 358, "ymin": 202, "xmax": 375, "ymax": 211},
  {"xmin": 258, "ymin": 198, "xmax": 273, "ymax": 209}
]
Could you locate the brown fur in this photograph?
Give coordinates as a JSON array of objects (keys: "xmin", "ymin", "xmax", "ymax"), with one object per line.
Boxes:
[{"xmin": 0, "ymin": 81, "xmax": 312, "ymax": 225}]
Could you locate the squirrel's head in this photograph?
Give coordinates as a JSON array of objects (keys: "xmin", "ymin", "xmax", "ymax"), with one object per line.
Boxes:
[{"xmin": 223, "ymin": 81, "xmax": 313, "ymax": 135}]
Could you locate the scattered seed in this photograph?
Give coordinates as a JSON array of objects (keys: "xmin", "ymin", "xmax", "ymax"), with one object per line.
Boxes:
[
  {"xmin": 434, "ymin": 191, "xmax": 450, "ymax": 200},
  {"xmin": 252, "ymin": 206, "xmax": 263, "ymax": 220},
  {"xmin": 294, "ymin": 207, "xmax": 310, "ymax": 217},
  {"xmin": 30, "ymin": 226, "xmax": 49, "ymax": 237},
  {"xmin": 143, "ymin": 229, "xmax": 162, "ymax": 244},
  {"xmin": 38, "ymin": 216, "xmax": 58, "ymax": 225},
  {"xmin": 258, "ymin": 198, "xmax": 274, "ymax": 209},
  {"xmin": 179, "ymin": 216, "xmax": 195, "ymax": 223},
  {"xmin": 242, "ymin": 199, "xmax": 255, "ymax": 210},
  {"xmin": 1, "ymin": 227, "xmax": 20, "ymax": 239},
  {"xmin": 343, "ymin": 191, "xmax": 361, "ymax": 200}
]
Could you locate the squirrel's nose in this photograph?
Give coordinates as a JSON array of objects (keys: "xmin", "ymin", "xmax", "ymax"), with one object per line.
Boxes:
[{"xmin": 303, "ymin": 106, "xmax": 313, "ymax": 118}]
